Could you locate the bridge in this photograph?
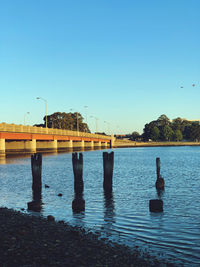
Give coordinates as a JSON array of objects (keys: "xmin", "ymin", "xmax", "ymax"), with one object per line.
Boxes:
[{"xmin": 0, "ymin": 123, "xmax": 114, "ymax": 156}]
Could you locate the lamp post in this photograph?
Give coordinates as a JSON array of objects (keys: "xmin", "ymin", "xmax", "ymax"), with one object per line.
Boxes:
[
  {"xmin": 84, "ymin": 106, "xmax": 88, "ymax": 132},
  {"xmin": 104, "ymin": 121, "xmax": 110, "ymax": 135},
  {"xmin": 104, "ymin": 121, "xmax": 108, "ymax": 134},
  {"xmin": 36, "ymin": 97, "xmax": 47, "ymax": 128},
  {"xmin": 84, "ymin": 105, "xmax": 88, "ymax": 124},
  {"xmin": 24, "ymin": 112, "xmax": 30, "ymax": 125},
  {"xmin": 91, "ymin": 116, "xmax": 98, "ymax": 133}
]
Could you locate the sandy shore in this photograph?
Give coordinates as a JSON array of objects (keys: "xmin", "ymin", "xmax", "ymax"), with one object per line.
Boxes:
[{"xmin": 0, "ymin": 207, "xmax": 178, "ymax": 267}]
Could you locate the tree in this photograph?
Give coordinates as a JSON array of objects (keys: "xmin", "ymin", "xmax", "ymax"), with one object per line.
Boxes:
[
  {"xmin": 37, "ymin": 112, "xmax": 90, "ymax": 132},
  {"xmin": 131, "ymin": 131, "xmax": 140, "ymax": 141},
  {"xmin": 189, "ymin": 122, "xmax": 200, "ymax": 141},
  {"xmin": 142, "ymin": 121, "xmax": 158, "ymax": 141},
  {"xmin": 162, "ymin": 125, "xmax": 174, "ymax": 141},
  {"xmin": 173, "ymin": 129, "xmax": 183, "ymax": 141},
  {"xmin": 157, "ymin": 114, "xmax": 171, "ymax": 126},
  {"xmin": 150, "ymin": 126, "xmax": 160, "ymax": 141}
]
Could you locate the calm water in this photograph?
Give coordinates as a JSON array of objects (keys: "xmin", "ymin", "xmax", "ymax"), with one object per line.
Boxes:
[{"xmin": 0, "ymin": 146, "xmax": 200, "ymax": 266}]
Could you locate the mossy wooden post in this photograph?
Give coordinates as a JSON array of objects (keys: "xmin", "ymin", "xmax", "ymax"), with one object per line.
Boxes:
[
  {"xmin": 72, "ymin": 152, "xmax": 83, "ymax": 194},
  {"xmin": 103, "ymin": 151, "xmax": 114, "ymax": 192},
  {"xmin": 156, "ymin": 157, "xmax": 160, "ymax": 179},
  {"xmin": 27, "ymin": 153, "xmax": 42, "ymax": 212}
]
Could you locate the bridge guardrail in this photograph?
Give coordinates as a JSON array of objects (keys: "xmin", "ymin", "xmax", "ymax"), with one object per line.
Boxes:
[{"xmin": 0, "ymin": 122, "xmax": 112, "ymax": 140}]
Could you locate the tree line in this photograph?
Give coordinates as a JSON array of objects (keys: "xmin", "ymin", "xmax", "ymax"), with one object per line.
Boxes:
[
  {"xmin": 131, "ymin": 114, "xmax": 200, "ymax": 142},
  {"xmin": 35, "ymin": 112, "xmax": 90, "ymax": 133}
]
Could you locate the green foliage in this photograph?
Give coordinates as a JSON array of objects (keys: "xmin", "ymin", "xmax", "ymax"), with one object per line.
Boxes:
[
  {"xmin": 142, "ymin": 114, "xmax": 198, "ymax": 142},
  {"xmin": 130, "ymin": 131, "xmax": 140, "ymax": 141},
  {"xmin": 173, "ymin": 129, "xmax": 183, "ymax": 141},
  {"xmin": 189, "ymin": 122, "xmax": 200, "ymax": 141},
  {"xmin": 150, "ymin": 126, "xmax": 160, "ymax": 141},
  {"xmin": 162, "ymin": 125, "xmax": 174, "ymax": 141},
  {"xmin": 40, "ymin": 112, "xmax": 90, "ymax": 132}
]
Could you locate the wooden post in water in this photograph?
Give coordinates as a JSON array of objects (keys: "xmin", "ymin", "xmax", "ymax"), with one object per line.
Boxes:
[
  {"xmin": 103, "ymin": 151, "xmax": 114, "ymax": 192},
  {"xmin": 27, "ymin": 153, "xmax": 42, "ymax": 212},
  {"xmin": 156, "ymin": 157, "xmax": 160, "ymax": 180},
  {"xmin": 155, "ymin": 157, "xmax": 164, "ymax": 190},
  {"xmin": 72, "ymin": 194, "xmax": 85, "ymax": 213},
  {"xmin": 72, "ymin": 152, "xmax": 85, "ymax": 212},
  {"xmin": 72, "ymin": 152, "xmax": 83, "ymax": 194},
  {"xmin": 31, "ymin": 153, "xmax": 42, "ymax": 193},
  {"xmin": 149, "ymin": 199, "xmax": 163, "ymax": 212}
]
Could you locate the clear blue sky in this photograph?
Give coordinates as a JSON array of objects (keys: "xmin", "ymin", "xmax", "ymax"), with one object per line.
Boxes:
[{"xmin": 0, "ymin": 0, "xmax": 199, "ymax": 134}]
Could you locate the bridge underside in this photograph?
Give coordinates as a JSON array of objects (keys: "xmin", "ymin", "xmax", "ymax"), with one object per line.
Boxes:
[{"xmin": 0, "ymin": 132, "xmax": 110, "ymax": 156}]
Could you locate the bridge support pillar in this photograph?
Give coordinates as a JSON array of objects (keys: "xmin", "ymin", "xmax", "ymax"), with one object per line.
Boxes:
[
  {"xmin": 25, "ymin": 139, "xmax": 36, "ymax": 153},
  {"xmin": 110, "ymin": 134, "xmax": 115, "ymax": 148},
  {"xmin": 94, "ymin": 141, "xmax": 101, "ymax": 148},
  {"xmin": 49, "ymin": 140, "xmax": 57, "ymax": 151},
  {"xmin": 73, "ymin": 140, "xmax": 85, "ymax": 149},
  {"xmin": 0, "ymin": 139, "xmax": 5, "ymax": 157},
  {"xmin": 68, "ymin": 140, "xmax": 73, "ymax": 148},
  {"xmin": 80, "ymin": 140, "xmax": 84, "ymax": 148},
  {"xmin": 85, "ymin": 141, "xmax": 94, "ymax": 148},
  {"xmin": 90, "ymin": 140, "xmax": 94, "ymax": 147},
  {"xmin": 101, "ymin": 142, "xmax": 107, "ymax": 147}
]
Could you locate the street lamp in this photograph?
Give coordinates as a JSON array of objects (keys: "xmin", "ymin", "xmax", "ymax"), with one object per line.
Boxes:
[
  {"xmin": 91, "ymin": 116, "xmax": 98, "ymax": 133},
  {"xmin": 36, "ymin": 97, "xmax": 47, "ymax": 128},
  {"xmin": 24, "ymin": 112, "xmax": 30, "ymax": 125},
  {"xmin": 84, "ymin": 106, "xmax": 88, "ymax": 124},
  {"xmin": 84, "ymin": 106, "xmax": 88, "ymax": 132},
  {"xmin": 104, "ymin": 121, "xmax": 110, "ymax": 135}
]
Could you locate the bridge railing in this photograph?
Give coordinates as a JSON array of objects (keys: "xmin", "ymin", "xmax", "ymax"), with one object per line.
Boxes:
[{"xmin": 0, "ymin": 122, "xmax": 112, "ymax": 140}]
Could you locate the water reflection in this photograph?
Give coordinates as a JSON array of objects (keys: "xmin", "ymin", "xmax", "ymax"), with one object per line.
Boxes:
[
  {"xmin": 72, "ymin": 193, "xmax": 85, "ymax": 228},
  {"xmin": 72, "ymin": 193, "xmax": 85, "ymax": 213},
  {"xmin": 1, "ymin": 147, "xmax": 200, "ymax": 265},
  {"xmin": 0, "ymin": 157, "xmax": 6, "ymax": 164},
  {"xmin": 156, "ymin": 188, "xmax": 165, "ymax": 198},
  {"xmin": 103, "ymin": 190, "xmax": 115, "ymax": 232}
]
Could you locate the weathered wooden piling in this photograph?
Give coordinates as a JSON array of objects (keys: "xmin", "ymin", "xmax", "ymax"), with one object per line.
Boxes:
[
  {"xmin": 155, "ymin": 157, "xmax": 165, "ymax": 190},
  {"xmin": 149, "ymin": 199, "xmax": 163, "ymax": 212},
  {"xmin": 103, "ymin": 151, "xmax": 114, "ymax": 192},
  {"xmin": 72, "ymin": 152, "xmax": 85, "ymax": 212},
  {"xmin": 72, "ymin": 152, "xmax": 84, "ymax": 194},
  {"xmin": 27, "ymin": 200, "xmax": 42, "ymax": 212},
  {"xmin": 27, "ymin": 153, "xmax": 42, "ymax": 212},
  {"xmin": 31, "ymin": 153, "xmax": 42, "ymax": 192},
  {"xmin": 156, "ymin": 157, "xmax": 160, "ymax": 180}
]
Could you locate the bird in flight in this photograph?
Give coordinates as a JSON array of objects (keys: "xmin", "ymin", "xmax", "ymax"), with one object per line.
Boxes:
[{"xmin": 192, "ymin": 84, "xmax": 195, "ymax": 86}]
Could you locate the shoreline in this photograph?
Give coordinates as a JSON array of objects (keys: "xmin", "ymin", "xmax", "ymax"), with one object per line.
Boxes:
[
  {"xmin": 1, "ymin": 141, "xmax": 200, "ymax": 159},
  {"xmin": 113, "ymin": 140, "xmax": 200, "ymax": 148},
  {"xmin": 0, "ymin": 207, "xmax": 177, "ymax": 266}
]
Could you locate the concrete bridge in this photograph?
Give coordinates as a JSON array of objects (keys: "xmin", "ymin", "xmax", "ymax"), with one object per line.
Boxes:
[{"xmin": 0, "ymin": 123, "xmax": 114, "ymax": 156}]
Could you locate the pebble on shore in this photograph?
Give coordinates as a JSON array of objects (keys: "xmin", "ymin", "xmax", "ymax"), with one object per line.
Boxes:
[{"xmin": 0, "ymin": 207, "xmax": 176, "ymax": 267}]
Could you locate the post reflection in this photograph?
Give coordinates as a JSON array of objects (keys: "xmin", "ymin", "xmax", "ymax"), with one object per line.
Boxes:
[
  {"xmin": 103, "ymin": 190, "xmax": 116, "ymax": 231},
  {"xmin": 156, "ymin": 188, "xmax": 165, "ymax": 198},
  {"xmin": 72, "ymin": 193, "xmax": 85, "ymax": 228}
]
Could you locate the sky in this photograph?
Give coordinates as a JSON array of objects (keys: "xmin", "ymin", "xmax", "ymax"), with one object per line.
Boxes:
[{"xmin": 0, "ymin": 0, "xmax": 199, "ymax": 134}]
